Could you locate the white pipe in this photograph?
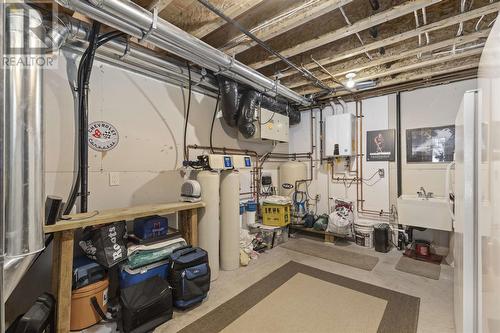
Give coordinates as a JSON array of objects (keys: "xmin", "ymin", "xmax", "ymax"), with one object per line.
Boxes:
[
  {"xmin": 422, "ymin": 7, "xmax": 430, "ymax": 44},
  {"xmin": 56, "ymin": 0, "xmax": 311, "ymax": 106}
]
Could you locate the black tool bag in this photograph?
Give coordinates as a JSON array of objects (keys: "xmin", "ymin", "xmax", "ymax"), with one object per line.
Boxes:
[
  {"xmin": 79, "ymin": 221, "xmax": 127, "ymax": 268},
  {"xmin": 119, "ymin": 276, "xmax": 173, "ymax": 333},
  {"xmin": 169, "ymin": 246, "xmax": 210, "ymax": 309}
]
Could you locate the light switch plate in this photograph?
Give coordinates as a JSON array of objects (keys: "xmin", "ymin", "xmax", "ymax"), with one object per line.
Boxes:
[{"xmin": 109, "ymin": 172, "xmax": 120, "ymax": 186}]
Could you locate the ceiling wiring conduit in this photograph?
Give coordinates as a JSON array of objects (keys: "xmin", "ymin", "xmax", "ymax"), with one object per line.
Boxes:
[{"xmin": 56, "ymin": 0, "xmax": 311, "ymax": 106}]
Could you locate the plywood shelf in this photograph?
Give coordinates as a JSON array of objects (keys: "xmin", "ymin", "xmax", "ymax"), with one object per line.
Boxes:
[{"xmin": 44, "ymin": 201, "xmax": 205, "ymax": 233}]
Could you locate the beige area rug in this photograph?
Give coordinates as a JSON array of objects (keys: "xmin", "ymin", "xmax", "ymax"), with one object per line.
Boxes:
[
  {"xmin": 395, "ymin": 256, "xmax": 441, "ymax": 280},
  {"xmin": 221, "ymin": 273, "xmax": 387, "ymax": 333},
  {"xmin": 178, "ymin": 261, "xmax": 420, "ymax": 333},
  {"xmin": 280, "ymin": 238, "xmax": 379, "ymax": 271}
]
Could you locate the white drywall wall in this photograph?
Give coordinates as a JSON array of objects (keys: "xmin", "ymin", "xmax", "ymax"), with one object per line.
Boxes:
[
  {"xmin": 401, "ymin": 79, "xmax": 477, "ymax": 197},
  {"xmin": 289, "ymin": 96, "xmax": 390, "ymax": 219}
]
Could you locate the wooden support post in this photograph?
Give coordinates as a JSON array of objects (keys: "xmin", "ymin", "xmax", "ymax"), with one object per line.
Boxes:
[
  {"xmin": 52, "ymin": 230, "xmax": 75, "ymax": 333},
  {"xmin": 324, "ymin": 232, "xmax": 335, "ymax": 243},
  {"xmin": 179, "ymin": 209, "xmax": 199, "ymax": 246},
  {"xmin": 189, "ymin": 208, "xmax": 198, "ymax": 247}
]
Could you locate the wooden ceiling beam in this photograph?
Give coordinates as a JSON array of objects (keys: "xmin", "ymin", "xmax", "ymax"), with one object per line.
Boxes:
[
  {"xmin": 288, "ymin": 29, "xmax": 490, "ymax": 89},
  {"xmin": 320, "ymin": 60, "xmax": 479, "ymax": 99},
  {"xmin": 277, "ymin": 1, "xmax": 500, "ymax": 80},
  {"xmin": 146, "ymin": 0, "xmax": 174, "ymax": 12},
  {"xmin": 320, "ymin": 67, "xmax": 478, "ymax": 101},
  {"xmin": 298, "ymin": 49, "xmax": 482, "ymax": 95},
  {"xmin": 248, "ymin": 0, "xmax": 442, "ymax": 70},
  {"xmin": 189, "ymin": 0, "xmax": 265, "ymax": 38},
  {"xmin": 222, "ymin": 0, "xmax": 353, "ymax": 55}
]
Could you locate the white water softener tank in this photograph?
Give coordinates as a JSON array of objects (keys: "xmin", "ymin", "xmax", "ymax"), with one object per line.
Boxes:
[
  {"xmin": 197, "ymin": 170, "xmax": 220, "ymax": 281},
  {"xmin": 220, "ymin": 171, "xmax": 240, "ymax": 271},
  {"xmin": 278, "ymin": 161, "xmax": 308, "ymax": 197}
]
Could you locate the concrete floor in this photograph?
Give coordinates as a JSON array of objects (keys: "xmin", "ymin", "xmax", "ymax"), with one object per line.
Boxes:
[{"xmin": 86, "ymin": 237, "xmax": 455, "ymax": 333}]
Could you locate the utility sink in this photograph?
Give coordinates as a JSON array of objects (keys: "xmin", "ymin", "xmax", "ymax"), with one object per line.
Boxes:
[{"xmin": 397, "ymin": 195, "xmax": 452, "ymax": 231}]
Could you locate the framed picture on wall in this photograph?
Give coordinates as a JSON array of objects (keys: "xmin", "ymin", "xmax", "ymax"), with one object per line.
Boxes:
[
  {"xmin": 366, "ymin": 129, "xmax": 395, "ymax": 161},
  {"xmin": 406, "ymin": 125, "xmax": 455, "ymax": 163}
]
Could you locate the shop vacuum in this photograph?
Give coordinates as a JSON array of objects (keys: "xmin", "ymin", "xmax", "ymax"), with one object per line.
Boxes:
[{"xmin": 374, "ymin": 224, "xmax": 391, "ymax": 253}]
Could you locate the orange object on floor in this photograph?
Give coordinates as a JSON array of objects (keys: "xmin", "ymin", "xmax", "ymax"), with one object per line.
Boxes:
[{"xmin": 70, "ymin": 278, "xmax": 109, "ymax": 331}]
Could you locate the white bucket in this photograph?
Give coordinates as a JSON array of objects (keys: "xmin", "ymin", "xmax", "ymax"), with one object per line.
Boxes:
[{"xmin": 354, "ymin": 220, "xmax": 375, "ymax": 248}]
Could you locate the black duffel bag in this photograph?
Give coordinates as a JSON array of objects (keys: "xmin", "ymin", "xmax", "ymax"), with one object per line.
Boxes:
[
  {"xmin": 120, "ymin": 275, "xmax": 173, "ymax": 333},
  {"xmin": 79, "ymin": 221, "xmax": 127, "ymax": 268}
]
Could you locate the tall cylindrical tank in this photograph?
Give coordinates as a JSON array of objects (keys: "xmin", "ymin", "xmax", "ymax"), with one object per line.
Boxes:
[
  {"xmin": 219, "ymin": 171, "xmax": 240, "ymax": 271},
  {"xmin": 197, "ymin": 170, "xmax": 220, "ymax": 281},
  {"xmin": 278, "ymin": 161, "xmax": 308, "ymax": 197}
]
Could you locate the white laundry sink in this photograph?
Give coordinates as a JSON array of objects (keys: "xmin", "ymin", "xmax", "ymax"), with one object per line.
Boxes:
[{"xmin": 397, "ymin": 195, "xmax": 452, "ymax": 231}]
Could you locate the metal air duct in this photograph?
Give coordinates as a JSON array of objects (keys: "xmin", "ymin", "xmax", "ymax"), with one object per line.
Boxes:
[
  {"xmin": 55, "ymin": 0, "xmax": 311, "ymax": 106},
  {"xmin": 2, "ymin": 3, "xmax": 46, "ymax": 302}
]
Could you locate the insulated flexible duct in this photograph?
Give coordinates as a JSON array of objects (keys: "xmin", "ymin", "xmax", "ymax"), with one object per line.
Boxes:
[
  {"xmin": 217, "ymin": 77, "xmax": 240, "ymax": 127},
  {"xmin": 238, "ymin": 90, "xmax": 261, "ymax": 138}
]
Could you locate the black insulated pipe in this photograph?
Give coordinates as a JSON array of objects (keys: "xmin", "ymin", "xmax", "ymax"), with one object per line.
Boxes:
[
  {"xmin": 396, "ymin": 92, "xmax": 402, "ymax": 197},
  {"xmin": 369, "ymin": 0, "xmax": 380, "ymax": 11}
]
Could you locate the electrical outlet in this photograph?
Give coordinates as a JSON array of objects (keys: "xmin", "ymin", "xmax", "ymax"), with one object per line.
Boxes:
[
  {"xmin": 109, "ymin": 172, "xmax": 120, "ymax": 186},
  {"xmin": 315, "ymin": 194, "xmax": 321, "ymax": 202},
  {"xmin": 378, "ymin": 168, "xmax": 385, "ymax": 178}
]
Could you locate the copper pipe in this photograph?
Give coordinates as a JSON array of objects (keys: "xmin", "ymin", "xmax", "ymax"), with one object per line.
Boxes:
[{"xmin": 355, "ymin": 101, "xmax": 391, "ymax": 217}]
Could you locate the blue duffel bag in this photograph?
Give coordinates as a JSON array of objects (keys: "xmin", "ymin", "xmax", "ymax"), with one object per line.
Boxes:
[
  {"xmin": 133, "ymin": 215, "xmax": 168, "ymax": 241},
  {"xmin": 168, "ymin": 246, "xmax": 210, "ymax": 309}
]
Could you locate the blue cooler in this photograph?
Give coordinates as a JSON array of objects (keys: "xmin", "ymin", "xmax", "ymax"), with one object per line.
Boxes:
[
  {"xmin": 133, "ymin": 215, "xmax": 168, "ymax": 240},
  {"xmin": 119, "ymin": 259, "xmax": 170, "ymax": 289}
]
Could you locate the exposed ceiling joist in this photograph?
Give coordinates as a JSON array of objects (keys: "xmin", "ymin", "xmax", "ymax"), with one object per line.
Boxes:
[
  {"xmin": 300, "ymin": 48, "xmax": 483, "ymax": 94},
  {"xmin": 190, "ymin": 0, "xmax": 265, "ymax": 38},
  {"xmin": 146, "ymin": 0, "xmax": 173, "ymax": 11},
  {"xmin": 277, "ymin": 1, "xmax": 500, "ymax": 80},
  {"xmin": 288, "ymin": 29, "xmax": 490, "ymax": 89},
  {"xmin": 319, "ymin": 67, "xmax": 478, "ymax": 102},
  {"xmin": 249, "ymin": 0, "xmax": 442, "ymax": 70},
  {"xmin": 324, "ymin": 61, "xmax": 479, "ymax": 99},
  {"xmin": 222, "ymin": 0, "xmax": 353, "ymax": 55}
]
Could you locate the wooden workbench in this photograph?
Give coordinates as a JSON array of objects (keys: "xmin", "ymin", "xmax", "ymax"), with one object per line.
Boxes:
[{"xmin": 44, "ymin": 201, "xmax": 205, "ymax": 333}]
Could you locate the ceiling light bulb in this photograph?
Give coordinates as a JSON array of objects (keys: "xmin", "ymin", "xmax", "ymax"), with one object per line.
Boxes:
[
  {"xmin": 346, "ymin": 79, "xmax": 356, "ymax": 89},
  {"xmin": 345, "ymin": 72, "xmax": 357, "ymax": 80}
]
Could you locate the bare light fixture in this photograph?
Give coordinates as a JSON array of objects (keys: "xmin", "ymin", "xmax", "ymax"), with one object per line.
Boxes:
[{"xmin": 345, "ymin": 72, "xmax": 357, "ymax": 89}]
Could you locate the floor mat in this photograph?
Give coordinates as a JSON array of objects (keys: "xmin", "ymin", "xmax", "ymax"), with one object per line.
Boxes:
[
  {"xmin": 280, "ymin": 238, "xmax": 379, "ymax": 271},
  {"xmin": 177, "ymin": 261, "xmax": 420, "ymax": 333},
  {"xmin": 395, "ymin": 256, "xmax": 441, "ymax": 280}
]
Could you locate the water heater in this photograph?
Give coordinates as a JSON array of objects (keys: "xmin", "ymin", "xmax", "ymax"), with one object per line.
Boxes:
[
  {"xmin": 325, "ymin": 113, "xmax": 356, "ymax": 157},
  {"xmin": 278, "ymin": 161, "xmax": 308, "ymax": 197}
]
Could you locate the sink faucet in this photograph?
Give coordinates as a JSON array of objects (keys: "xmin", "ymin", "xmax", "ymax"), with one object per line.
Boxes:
[{"xmin": 417, "ymin": 187, "xmax": 433, "ymax": 199}]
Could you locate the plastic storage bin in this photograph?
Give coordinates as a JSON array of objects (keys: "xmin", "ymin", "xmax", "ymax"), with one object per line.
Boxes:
[
  {"xmin": 262, "ymin": 204, "xmax": 290, "ymax": 227},
  {"xmin": 119, "ymin": 259, "xmax": 169, "ymax": 289},
  {"xmin": 250, "ymin": 225, "xmax": 289, "ymax": 249}
]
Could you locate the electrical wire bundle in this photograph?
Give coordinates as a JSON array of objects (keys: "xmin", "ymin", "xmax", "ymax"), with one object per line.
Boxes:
[{"xmin": 64, "ymin": 22, "xmax": 126, "ymax": 215}]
